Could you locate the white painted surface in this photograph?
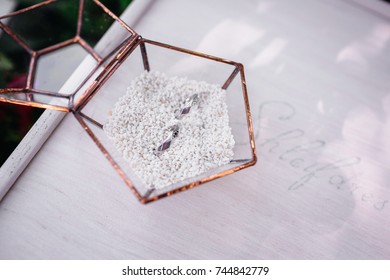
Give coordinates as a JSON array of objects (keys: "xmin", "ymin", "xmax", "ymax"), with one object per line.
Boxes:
[{"xmin": 0, "ymin": 0, "xmax": 390, "ymax": 259}]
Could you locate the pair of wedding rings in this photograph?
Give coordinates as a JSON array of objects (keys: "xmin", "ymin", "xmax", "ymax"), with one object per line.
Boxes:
[{"xmin": 153, "ymin": 93, "xmax": 202, "ymax": 156}]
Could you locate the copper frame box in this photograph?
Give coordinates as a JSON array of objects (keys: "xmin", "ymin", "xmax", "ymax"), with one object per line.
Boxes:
[{"xmin": 0, "ymin": 0, "xmax": 256, "ymax": 204}]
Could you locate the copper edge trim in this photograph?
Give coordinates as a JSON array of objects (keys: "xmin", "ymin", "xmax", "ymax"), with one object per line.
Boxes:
[
  {"xmin": 74, "ymin": 113, "xmax": 145, "ymax": 202},
  {"xmin": 143, "ymin": 39, "xmax": 239, "ymax": 66},
  {"xmin": 37, "ymin": 38, "xmax": 76, "ymax": 56},
  {"xmin": 0, "ymin": 0, "xmax": 56, "ymax": 20},
  {"xmin": 238, "ymin": 64, "xmax": 257, "ymax": 164},
  {"xmin": 0, "ymin": 21, "xmax": 33, "ymax": 54},
  {"xmin": 222, "ymin": 66, "xmax": 240, "ymax": 90},
  {"xmin": 93, "ymin": 0, "xmax": 137, "ymax": 35},
  {"xmin": 76, "ymin": 0, "xmax": 84, "ymax": 36},
  {"xmin": 0, "ymin": 97, "xmax": 69, "ymax": 112}
]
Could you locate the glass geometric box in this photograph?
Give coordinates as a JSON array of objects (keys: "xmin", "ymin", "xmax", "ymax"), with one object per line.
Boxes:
[{"xmin": 0, "ymin": 0, "xmax": 256, "ymax": 204}]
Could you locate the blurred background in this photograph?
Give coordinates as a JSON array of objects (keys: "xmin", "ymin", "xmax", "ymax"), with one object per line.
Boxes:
[{"xmin": 0, "ymin": 0, "xmax": 131, "ymax": 165}]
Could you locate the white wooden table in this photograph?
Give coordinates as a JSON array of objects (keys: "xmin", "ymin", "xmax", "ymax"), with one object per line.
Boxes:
[{"xmin": 1, "ymin": 0, "xmax": 390, "ymax": 259}]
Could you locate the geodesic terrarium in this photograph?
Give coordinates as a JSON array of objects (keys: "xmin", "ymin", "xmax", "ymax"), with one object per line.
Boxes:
[{"xmin": 0, "ymin": 0, "xmax": 256, "ymax": 204}]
